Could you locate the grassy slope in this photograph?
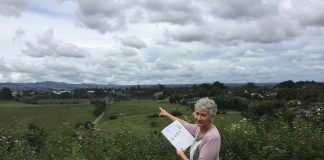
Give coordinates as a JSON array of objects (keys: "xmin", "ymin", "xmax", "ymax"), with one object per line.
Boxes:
[
  {"xmin": 98, "ymin": 99, "xmax": 243, "ymax": 135},
  {"xmin": 0, "ymin": 100, "xmax": 96, "ymax": 132},
  {"xmin": 0, "ymin": 99, "xmax": 243, "ymax": 135}
]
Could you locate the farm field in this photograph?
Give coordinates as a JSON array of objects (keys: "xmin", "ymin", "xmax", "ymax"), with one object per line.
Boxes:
[
  {"xmin": 0, "ymin": 99, "xmax": 243, "ymax": 135},
  {"xmin": 0, "ymin": 100, "xmax": 96, "ymax": 132},
  {"xmin": 98, "ymin": 99, "xmax": 244, "ymax": 135}
]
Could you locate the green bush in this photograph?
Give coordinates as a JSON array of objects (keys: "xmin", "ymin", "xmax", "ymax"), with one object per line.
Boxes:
[
  {"xmin": 0, "ymin": 118, "xmax": 323, "ymax": 159},
  {"xmin": 220, "ymin": 118, "xmax": 324, "ymax": 159},
  {"xmin": 147, "ymin": 113, "xmax": 159, "ymax": 118},
  {"xmin": 109, "ymin": 114, "xmax": 119, "ymax": 120},
  {"xmin": 150, "ymin": 121, "xmax": 158, "ymax": 127},
  {"xmin": 171, "ymin": 110, "xmax": 183, "ymax": 116}
]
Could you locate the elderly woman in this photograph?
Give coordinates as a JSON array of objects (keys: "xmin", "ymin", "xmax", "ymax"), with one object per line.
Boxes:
[{"xmin": 159, "ymin": 97, "xmax": 221, "ymax": 160}]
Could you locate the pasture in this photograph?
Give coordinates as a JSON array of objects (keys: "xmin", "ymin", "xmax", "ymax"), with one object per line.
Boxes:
[
  {"xmin": 0, "ymin": 100, "xmax": 96, "ymax": 132},
  {"xmin": 98, "ymin": 99, "xmax": 243, "ymax": 135},
  {"xmin": 0, "ymin": 99, "xmax": 243, "ymax": 135}
]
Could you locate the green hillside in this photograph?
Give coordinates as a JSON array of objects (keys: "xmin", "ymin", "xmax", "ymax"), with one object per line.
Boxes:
[
  {"xmin": 0, "ymin": 100, "xmax": 96, "ymax": 132},
  {"xmin": 98, "ymin": 99, "xmax": 243, "ymax": 135}
]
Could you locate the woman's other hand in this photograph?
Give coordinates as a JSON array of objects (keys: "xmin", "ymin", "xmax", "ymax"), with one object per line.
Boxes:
[{"xmin": 176, "ymin": 148, "xmax": 189, "ymax": 160}]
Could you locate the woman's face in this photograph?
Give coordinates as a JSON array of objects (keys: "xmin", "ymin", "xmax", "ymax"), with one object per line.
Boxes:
[{"xmin": 194, "ymin": 108, "xmax": 211, "ymax": 128}]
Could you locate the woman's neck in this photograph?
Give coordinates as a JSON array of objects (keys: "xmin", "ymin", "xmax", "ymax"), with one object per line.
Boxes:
[{"xmin": 199, "ymin": 123, "xmax": 213, "ymax": 135}]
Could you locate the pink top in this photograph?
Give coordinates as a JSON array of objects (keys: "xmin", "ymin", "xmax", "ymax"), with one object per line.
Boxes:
[{"xmin": 182, "ymin": 122, "xmax": 221, "ymax": 160}]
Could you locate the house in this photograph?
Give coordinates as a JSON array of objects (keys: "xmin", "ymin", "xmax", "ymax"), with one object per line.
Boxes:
[
  {"xmin": 308, "ymin": 102, "xmax": 324, "ymax": 112},
  {"xmin": 52, "ymin": 90, "xmax": 70, "ymax": 95},
  {"xmin": 287, "ymin": 100, "xmax": 302, "ymax": 106},
  {"xmin": 263, "ymin": 91, "xmax": 277, "ymax": 97},
  {"xmin": 250, "ymin": 93, "xmax": 264, "ymax": 99},
  {"xmin": 296, "ymin": 109, "xmax": 314, "ymax": 117},
  {"xmin": 87, "ymin": 90, "xmax": 95, "ymax": 94},
  {"xmin": 11, "ymin": 91, "xmax": 22, "ymax": 98}
]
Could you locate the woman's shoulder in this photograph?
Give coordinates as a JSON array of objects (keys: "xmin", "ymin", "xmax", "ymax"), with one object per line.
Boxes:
[{"xmin": 205, "ymin": 127, "xmax": 220, "ymax": 140}]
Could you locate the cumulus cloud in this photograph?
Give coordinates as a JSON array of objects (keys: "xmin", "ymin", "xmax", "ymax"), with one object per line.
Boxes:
[
  {"xmin": 1, "ymin": 0, "xmax": 324, "ymax": 84},
  {"xmin": 12, "ymin": 28, "xmax": 27, "ymax": 42},
  {"xmin": 154, "ymin": 58, "xmax": 180, "ymax": 70},
  {"xmin": 141, "ymin": 0, "xmax": 202, "ymax": 25},
  {"xmin": 75, "ymin": 0, "xmax": 130, "ymax": 33},
  {"xmin": 206, "ymin": 0, "xmax": 278, "ymax": 20},
  {"xmin": 116, "ymin": 36, "xmax": 146, "ymax": 49},
  {"xmin": 106, "ymin": 47, "xmax": 138, "ymax": 57},
  {"xmin": 0, "ymin": 58, "xmax": 11, "ymax": 72},
  {"xmin": 10, "ymin": 58, "xmax": 45, "ymax": 74},
  {"xmin": 21, "ymin": 29, "xmax": 88, "ymax": 58},
  {"xmin": 169, "ymin": 26, "xmax": 208, "ymax": 42},
  {"xmin": 243, "ymin": 48, "xmax": 267, "ymax": 58},
  {"xmin": 169, "ymin": 15, "xmax": 300, "ymax": 44},
  {"xmin": 0, "ymin": 0, "xmax": 34, "ymax": 17},
  {"xmin": 283, "ymin": 0, "xmax": 324, "ymax": 27}
]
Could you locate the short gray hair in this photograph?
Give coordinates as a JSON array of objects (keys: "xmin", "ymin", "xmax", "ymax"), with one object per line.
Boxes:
[{"xmin": 194, "ymin": 97, "xmax": 217, "ymax": 118}]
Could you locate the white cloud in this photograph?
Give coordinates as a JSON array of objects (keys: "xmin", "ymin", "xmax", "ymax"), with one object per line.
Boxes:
[
  {"xmin": 0, "ymin": 0, "xmax": 324, "ymax": 84},
  {"xmin": 116, "ymin": 36, "xmax": 146, "ymax": 49},
  {"xmin": 243, "ymin": 48, "xmax": 267, "ymax": 58},
  {"xmin": 21, "ymin": 29, "xmax": 88, "ymax": 58},
  {"xmin": 0, "ymin": 0, "xmax": 34, "ymax": 17},
  {"xmin": 75, "ymin": 0, "xmax": 130, "ymax": 33},
  {"xmin": 12, "ymin": 28, "xmax": 26, "ymax": 42}
]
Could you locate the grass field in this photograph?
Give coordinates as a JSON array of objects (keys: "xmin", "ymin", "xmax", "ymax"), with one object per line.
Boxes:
[
  {"xmin": 0, "ymin": 99, "xmax": 243, "ymax": 136},
  {"xmin": 0, "ymin": 100, "xmax": 96, "ymax": 132},
  {"xmin": 98, "ymin": 99, "xmax": 243, "ymax": 135}
]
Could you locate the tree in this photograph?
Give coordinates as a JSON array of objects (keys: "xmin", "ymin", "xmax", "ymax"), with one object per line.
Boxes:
[
  {"xmin": 275, "ymin": 80, "xmax": 295, "ymax": 88},
  {"xmin": 169, "ymin": 94, "xmax": 180, "ymax": 104},
  {"xmin": 93, "ymin": 100, "xmax": 106, "ymax": 116},
  {"xmin": 276, "ymin": 88, "xmax": 297, "ymax": 100},
  {"xmin": 156, "ymin": 84, "xmax": 164, "ymax": 91},
  {"xmin": 245, "ymin": 100, "xmax": 285, "ymax": 120},
  {"xmin": 0, "ymin": 87, "xmax": 13, "ymax": 100},
  {"xmin": 317, "ymin": 92, "xmax": 324, "ymax": 102}
]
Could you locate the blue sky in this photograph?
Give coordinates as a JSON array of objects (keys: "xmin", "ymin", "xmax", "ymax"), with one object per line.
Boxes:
[{"xmin": 0, "ymin": 0, "xmax": 324, "ymax": 85}]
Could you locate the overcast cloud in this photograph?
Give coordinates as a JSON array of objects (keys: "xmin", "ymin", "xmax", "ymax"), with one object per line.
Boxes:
[{"xmin": 0, "ymin": 0, "xmax": 324, "ymax": 85}]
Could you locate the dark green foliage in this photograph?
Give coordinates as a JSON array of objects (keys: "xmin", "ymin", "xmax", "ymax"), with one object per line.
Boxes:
[
  {"xmin": 318, "ymin": 92, "xmax": 324, "ymax": 102},
  {"xmin": 169, "ymin": 94, "xmax": 180, "ymax": 104},
  {"xmin": 109, "ymin": 114, "xmax": 119, "ymax": 120},
  {"xmin": 25, "ymin": 124, "xmax": 47, "ymax": 153},
  {"xmin": 220, "ymin": 118, "xmax": 324, "ymax": 160},
  {"xmin": 171, "ymin": 110, "xmax": 183, "ymax": 116},
  {"xmin": 217, "ymin": 110, "xmax": 226, "ymax": 114},
  {"xmin": 276, "ymin": 88, "xmax": 297, "ymax": 100},
  {"xmin": 244, "ymin": 100, "xmax": 285, "ymax": 120},
  {"xmin": 1, "ymin": 117, "xmax": 323, "ymax": 160},
  {"xmin": 93, "ymin": 100, "xmax": 106, "ymax": 116},
  {"xmin": 75, "ymin": 121, "xmax": 95, "ymax": 130},
  {"xmin": 213, "ymin": 96, "xmax": 248, "ymax": 111},
  {"xmin": 147, "ymin": 113, "xmax": 159, "ymax": 118},
  {"xmin": 297, "ymin": 87, "xmax": 319, "ymax": 102},
  {"xmin": 281, "ymin": 109, "xmax": 297, "ymax": 125},
  {"xmin": 150, "ymin": 121, "xmax": 158, "ymax": 127},
  {"xmin": 275, "ymin": 80, "xmax": 295, "ymax": 88},
  {"xmin": 241, "ymin": 82, "xmax": 258, "ymax": 89},
  {"xmin": 0, "ymin": 87, "xmax": 13, "ymax": 100}
]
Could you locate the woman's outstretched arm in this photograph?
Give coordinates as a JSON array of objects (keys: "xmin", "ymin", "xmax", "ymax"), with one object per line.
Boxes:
[{"xmin": 159, "ymin": 107, "xmax": 187, "ymax": 124}]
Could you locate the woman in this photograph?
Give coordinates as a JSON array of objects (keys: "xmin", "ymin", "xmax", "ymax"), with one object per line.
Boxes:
[{"xmin": 159, "ymin": 97, "xmax": 221, "ymax": 160}]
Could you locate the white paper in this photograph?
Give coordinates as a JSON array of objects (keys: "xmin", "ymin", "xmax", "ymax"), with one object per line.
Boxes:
[{"xmin": 161, "ymin": 120, "xmax": 194, "ymax": 150}]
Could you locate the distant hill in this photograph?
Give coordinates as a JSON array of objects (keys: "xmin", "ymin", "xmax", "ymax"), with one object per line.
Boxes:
[
  {"xmin": 0, "ymin": 81, "xmax": 278, "ymax": 91},
  {"xmin": 0, "ymin": 81, "xmax": 117, "ymax": 91}
]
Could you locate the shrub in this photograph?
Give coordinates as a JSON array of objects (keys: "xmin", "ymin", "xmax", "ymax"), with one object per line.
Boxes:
[
  {"xmin": 150, "ymin": 121, "xmax": 158, "ymax": 127},
  {"xmin": 147, "ymin": 113, "xmax": 159, "ymax": 118},
  {"xmin": 171, "ymin": 110, "xmax": 183, "ymax": 116},
  {"xmin": 109, "ymin": 114, "xmax": 119, "ymax": 120},
  {"xmin": 25, "ymin": 124, "xmax": 47, "ymax": 153}
]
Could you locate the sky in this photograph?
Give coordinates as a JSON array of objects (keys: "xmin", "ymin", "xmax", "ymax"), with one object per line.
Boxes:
[{"xmin": 0, "ymin": 0, "xmax": 324, "ymax": 85}]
